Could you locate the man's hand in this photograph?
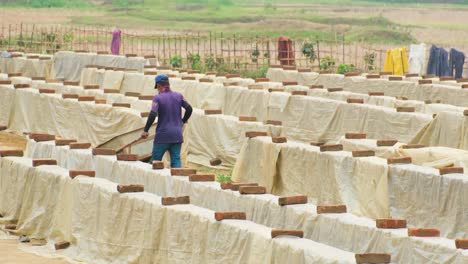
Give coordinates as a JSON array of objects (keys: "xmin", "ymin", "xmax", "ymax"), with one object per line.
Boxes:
[{"xmin": 141, "ymin": 131, "xmax": 149, "ymax": 139}]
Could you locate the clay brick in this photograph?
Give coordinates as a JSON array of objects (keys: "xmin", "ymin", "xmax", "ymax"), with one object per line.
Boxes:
[
  {"xmin": 379, "ymin": 71, "xmax": 393, "ymax": 76},
  {"xmin": 8, "ymin": 73, "xmax": 22, "ymax": 77},
  {"xmin": 345, "ymin": 133, "xmax": 366, "ymax": 139},
  {"xmin": 27, "ymin": 55, "xmax": 40, "ymax": 59},
  {"xmin": 255, "ymin": 77, "xmax": 270, "ymax": 82},
  {"xmin": 395, "ymin": 96, "xmax": 408, "ymax": 100},
  {"xmin": 405, "ymin": 73, "xmax": 418, "ymax": 78},
  {"xmin": 69, "ymin": 170, "xmax": 95, "ymax": 179},
  {"xmin": 439, "ymin": 76, "xmax": 454, "ymax": 81},
  {"xmin": 117, "ymin": 184, "xmax": 144, "ymax": 193},
  {"xmin": 14, "ymin": 84, "xmax": 30, "ymax": 89},
  {"xmin": 423, "ymin": 74, "xmax": 436, "ymax": 79},
  {"xmin": 220, "ymin": 182, "xmax": 233, "ymax": 190},
  {"xmin": 189, "ymin": 174, "xmax": 215, "ymax": 182},
  {"xmin": 239, "ymin": 186, "xmax": 266, "ymax": 194},
  {"xmin": 278, "ymin": 195, "xmax": 307, "ymax": 206},
  {"xmin": 396, "ymin": 107, "xmax": 415, "ymax": 113},
  {"xmin": 125, "ymin": 92, "xmax": 141, "ymax": 97},
  {"xmin": 181, "ymin": 76, "xmax": 196, "ymax": 81},
  {"xmin": 230, "ymin": 183, "xmax": 258, "ymax": 191},
  {"xmin": 226, "ymin": 73, "xmax": 241, "ymax": 79},
  {"xmin": 78, "ymin": 96, "xmax": 95, "ymax": 102},
  {"xmin": 327, "ymin": 87, "xmax": 343, "ymax": 92},
  {"xmin": 125, "ymin": 53, "xmax": 138, "ymax": 57},
  {"xmin": 54, "ymin": 241, "xmax": 70, "ymax": 250},
  {"xmin": 74, "ymin": 49, "xmax": 88, "ymax": 53},
  {"xmin": 270, "ymin": 64, "xmax": 282, "ymax": 68},
  {"xmin": 144, "ymin": 71, "xmax": 158, "ymax": 75},
  {"xmin": 418, "ymin": 79, "xmax": 432, "ymax": 85},
  {"xmin": 104, "ymin": 66, "xmax": 115, "ymax": 71},
  {"xmin": 64, "ymin": 81, "xmax": 79, "ymax": 86},
  {"xmin": 92, "ymin": 148, "xmax": 116, "ymax": 156},
  {"xmin": 62, "ymin": 93, "xmax": 79, "ymax": 99},
  {"xmin": 344, "ymin": 72, "xmax": 359, "ymax": 77},
  {"xmin": 320, "ymin": 144, "xmax": 343, "ymax": 152},
  {"xmin": 320, "ymin": 70, "xmax": 332, "ymax": 74},
  {"xmin": 5, "ymin": 224, "xmax": 16, "ymax": 230},
  {"xmin": 376, "ymin": 139, "xmax": 398, "ymax": 147},
  {"xmin": 204, "ymin": 109, "xmax": 222, "ymax": 115},
  {"xmin": 97, "ymin": 50, "xmax": 109, "ymax": 54},
  {"xmin": 291, "ymin": 90, "xmax": 307, "ymax": 96},
  {"xmin": 439, "ymin": 167, "xmax": 464, "ymax": 175},
  {"xmin": 310, "ymin": 84, "xmax": 324, "ymax": 89},
  {"xmin": 0, "ymin": 149, "xmax": 23, "ymax": 157},
  {"xmin": 424, "ymin": 100, "xmax": 433, "ymax": 104},
  {"xmin": 112, "ymin": 103, "xmax": 131, "ymax": 108},
  {"xmin": 408, "ymin": 228, "xmax": 440, "ymax": 237},
  {"xmin": 368, "ymin": 91, "xmax": 384, "ymax": 96},
  {"xmin": 85, "ymin": 64, "xmax": 99, "ymax": 68},
  {"xmin": 310, "ymin": 142, "xmax": 325, "ymax": 147},
  {"xmin": 389, "ymin": 76, "xmax": 403, "ymax": 81},
  {"xmin": 103, "ymin": 89, "xmax": 120, "ymax": 94},
  {"xmin": 171, "ymin": 168, "xmax": 197, "ymax": 176},
  {"xmin": 282, "ymin": 65, "xmax": 296, "ymax": 70},
  {"xmin": 143, "ymin": 55, "xmax": 156, "ymax": 59},
  {"xmin": 456, "ymin": 78, "xmax": 468, "ymax": 83},
  {"xmin": 199, "ymin": 78, "xmax": 213, "ymax": 83},
  {"xmin": 46, "ymin": 79, "xmax": 61, "ymax": 83},
  {"xmin": 316, "ymin": 204, "xmax": 347, "ymax": 214},
  {"xmin": 0, "ymin": 80, "xmax": 12, "ymax": 85},
  {"xmin": 161, "ymin": 196, "xmax": 190, "ymax": 206},
  {"xmin": 215, "ymin": 212, "xmax": 246, "ymax": 221},
  {"xmin": 69, "ymin": 143, "xmax": 91, "ymax": 149},
  {"xmin": 464, "ymin": 109, "xmax": 468, "ymax": 116},
  {"xmin": 355, "ymin": 253, "xmax": 391, "ymax": 264},
  {"xmin": 282, "ymin": 81, "xmax": 298, "ymax": 86},
  {"xmin": 83, "ymin": 84, "xmax": 99, "ymax": 90},
  {"xmin": 187, "ymin": 69, "xmax": 200, "ymax": 74},
  {"xmin": 245, "ymin": 131, "xmax": 267, "ymax": 138},
  {"xmin": 352, "ymin": 150, "xmax": 375, "ymax": 157},
  {"xmin": 239, "ymin": 116, "xmax": 257, "ymax": 122},
  {"xmin": 223, "ymin": 81, "xmax": 239, "ymax": 86},
  {"xmin": 31, "ymin": 77, "xmax": 46, "ymax": 81},
  {"xmin": 29, "ymin": 133, "xmax": 55, "ymax": 142},
  {"xmin": 95, "ymin": 99, "xmax": 106, "ymax": 104},
  {"xmin": 347, "ymin": 98, "xmax": 364, "ymax": 104},
  {"xmin": 32, "ymin": 158, "xmax": 57, "ymax": 167},
  {"xmin": 209, "ymin": 158, "xmax": 222, "ymax": 166},
  {"xmin": 140, "ymin": 112, "xmax": 150, "ymax": 118},
  {"xmin": 0, "ymin": 125, "xmax": 6, "ymax": 131},
  {"xmin": 117, "ymin": 154, "xmax": 139, "ymax": 161},
  {"xmin": 139, "ymin": 95, "xmax": 153, "ymax": 100},
  {"xmin": 266, "ymin": 120, "xmax": 282, "ymax": 126},
  {"xmin": 39, "ymin": 88, "xmax": 55, "ymax": 94},
  {"xmin": 144, "ymin": 65, "xmax": 156, "ymax": 69},
  {"xmin": 401, "ymin": 144, "xmax": 425, "ymax": 149},
  {"xmin": 55, "ymin": 138, "xmax": 77, "ymax": 146},
  {"xmin": 455, "ymin": 239, "xmax": 468, "ymax": 249},
  {"xmin": 205, "ymin": 71, "xmax": 217, "ymax": 75},
  {"xmin": 248, "ymin": 84, "xmax": 263, "ymax": 90},
  {"xmin": 387, "ymin": 157, "xmax": 412, "ymax": 165},
  {"xmin": 152, "ymin": 161, "xmax": 165, "ymax": 169},
  {"xmin": 271, "ymin": 229, "xmax": 304, "ymax": 238},
  {"xmin": 366, "ymin": 74, "xmax": 380, "ymax": 79},
  {"xmin": 272, "ymin": 136, "xmax": 287, "ymax": 143},
  {"xmin": 268, "ymin": 88, "xmax": 285, "ymax": 93},
  {"xmin": 376, "ymin": 219, "xmax": 407, "ymax": 229}
]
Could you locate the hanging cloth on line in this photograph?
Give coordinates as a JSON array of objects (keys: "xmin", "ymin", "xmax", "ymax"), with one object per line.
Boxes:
[
  {"xmin": 111, "ymin": 29, "xmax": 122, "ymax": 55},
  {"xmin": 383, "ymin": 47, "xmax": 409, "ymax": 76}
]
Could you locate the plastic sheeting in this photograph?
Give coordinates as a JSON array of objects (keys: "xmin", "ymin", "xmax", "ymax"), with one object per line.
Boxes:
[{"xmin": 0, "ymin": 56, "xmax": 53, "ymax": 78}]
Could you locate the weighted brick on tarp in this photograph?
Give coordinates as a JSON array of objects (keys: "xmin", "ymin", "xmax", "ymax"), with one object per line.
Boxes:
[
  {"xmin": 0, "ymin": 80, "xmax": 12, "ymax": 85},
  {"xmin": 368, "ymin": 91, "xmax": 384, "ymax": 96},
  {"xmin": 247, "ymin": 84, "xmax": 263, "ymax": 90},
  {"xmin": 320, "ymin": 144, "xmax": 343, "ymax": 152},
  {"xmin": 83, "ymin": 84, "xmax": 99, "ymax": 90},
  {"xmin": 418, "ymin": 79, "xmax": 432, "ymax": 85},
  {"xmin": 78, "ymin": 96, "xmax": 95, "ymax": 102},
  {"xmin": 396, "ymin": 107, "xmax": 415, "ymax": 113},
  {"xmin": 8, "ymin": 73, "xmax": 22, "ymax": 77},
  {"xmin": 376, "ymin": 139, "xmax": 398, "ymax": 147},
  {"xmin": 32, "ymin": 159, "xmax": 57, "ymax": 167},
  {"xmin": 139, "ymin": 95, "xmax": 154, "ymax": 100},
  {"xmin": 379, "ymin": 71, "xmax": 393, "ymax": 76},
  {"xmin": 291, "ymin": 90, "xmax": 307, "ymax": 96},
  {"xmin": 143, "ymin": 55, "xmax": 156, "ymax": 59},
  {"xmin": 64, "ymin": 81, "xmax": 79, "ymax": 86},
  {"xmin": 69, "ymin": 170, "xmax": 95, "ymax": 179},
  {"xmin": 199, "ymin": 78, "xmax": 213, "ymax": 83},
  {"xmin": 125, "ymin": 92, "xmax": 141, "ymax": 97},
  {"xmin": 117, "ymin": 184, "xmax": 144, "ymax": 193},
  {"xmin": 112, "ymin": 103, "xmax": 131, "ymax": 108},
  {"xmin": 387, "ymin": 157, "xmax": 412, "ymax": 165},
  {"xmin": 181, "ymin": 76, "xmax": 196, "ymax": 80},
  {"xmin": 0, "ymin": 149, "xmax": 23, "ymax": 157},
  {"xmin": 282, "ymin": 65, "xmax": 296, "ymax": 70},
  {"xmin": 226, "ymin": 73, "xmax": 240, "ymax": 78},
  {"xmin": 171, "ymin": 168, "xmax": 197, "ymax": 176},
  {"xmin": 152, "ymin": 161, "xmax": 165, "ymax": 170},
  {"xmin": 271, "ymin": 229, "xmax": 304, "ymax": 238},
  {"xmin": 209, "ymin": 158, "xmax": 222, "ymax": 166},
  {"xmin": 268, "ymin": 88, "xmax": 285, "ymax": 93},
  {"xmin": 389, "ymin": 76, "xmax": 403, "ymax": 81},
  {"xmin": 269, "ymin": 64, "xmax": 282, "ymax": 68},
  {"xmin": 204, "ymin": 109, "xmax": 222, "ymax": 115},
  {"xmin": 408, "ymin": 228, "xmax": 440, "ymax": 237},
  {"xmin": 455, "ymin": 239, "xmax": 468, "ymax": 249},
  {"xmin": 187, "ymin": 69, "xmax": 200, "ymax": 74},
  {"xmin": 14, "ymin": 84, "xmax": 30, "ymax": 89},
  {"xmin": 310, "ymin": 142, "xmax": 325, "ymax": 147},
  {"xmin": 345, "ymin": 133, "xmax": 366, "ymax": 139},
  {"xmin": 239, "ymin": 186, "xmax": 266, "ymax": 194},
  {"xmin": 245, "ymin": 131, "xmax": 267, "ymax": 138},
  {"xmin": 95, "ymin": 99, "xmax": 106, "ymax": 104},
  {"xmin": 144, "ymin": 65, "xmax": 157, "ymax": 69},
  {"xmin": 230, "ymin": 183, "xmax": 258, "ymax": 191},
  {"xmin": 31, "ymin": 77, "xmax": 46, "ymax": 81},
  {"xmin": 347, "ymin": 98, "xmax": 364, "ymax": 104},
  {"xmin": 239, "ymin": 116, "xmax": 257, "ymax": 122},
  {"xmin": 278, "ymin": 195, "xmax": 307, "ymax": 206},
  {"xmin": 327, "ymin": 87, "xmax": 343, "ymax": 92},
  {"xmin": 366, "ymin": 74, "xmax": 380, "ymax": 79},
  {"xmin": 92, "ymin": 148, "xmax": 116, "ymax": 156},
  {"xmin": 355, "ymin": 253, "xmax": 391, "ymax": 264},
  {"xmin": 54, "ymin": 241, "xmax": 70, "ymax": 250},
  {"xmin": 344, "ymin": 72, "xmax": 359, "ymax": 77},
  {"xmin": 282, "ymin": 81, "xmax": 298, "ymax": 86},
  {"xmin": 62, "ymin": 93, "xmax": 79, "ymax": 99},
  {"xmin": 401, "ymin": 144, "xmax": 425, "ymax": 149},
  {"xmin": 144, "ymin": 71, "xmax": 157, "ymax": 76},
  {"xmin": 103, "ymin": 89, "xmax": 120, "ymax": 94},
  {"xmin": 395, "ymin": 96, "xmax": 408, "ymax": 100},
  {"xmin": 117, "ymin": 154, "xmax": 139, "ymax": 161},
  {"xmin": 46, "ymin": 79, "xmax": 61, "ymax": 83},
  {"xmin": 69, "ymin": 143, "xmax": 91, "ymax": 149},
  {"xmin": 161, "ymin": 196, "xmax": 190, "ymax": 206},
  {"xmin": 27, "ymin": 55, "xmax": 40, "ymax": 59},
  {"xmin": 125, "ymin": 53, "xmax": 138, "ymax": 57},
  {"xmin": 214, "ymin": 212, "xmax": 246, "ymax": 221},
  {"xmin": 220, "ymin": 182, "xmax": 233, "ymax": 190},
  {"xmin": 376, "ymin": 219, "xmax": 407, "ymax": 229},
  {"xmin": 266, "ymin": 120, "xmax": 282, "ymax": 126},
  {"xmin": 316, "ymin": 205, "xmax": 347, "ymax": 214},
  {"xmin": 272, "ymin": 137, "xmax": 287, "ymax": 143},
  {"xmin": 456, "ymin": 78, "xmax": 468, "ymax": 83},
  {"xmin": 5, "ymin": 224, "xmax": 16, "ymax": 230},
  {"xmin": 29, "ymin": 133, "xmax": 55, "ymax": 142},
  {"xmin": 439, "ymin": 76, "xmax": 454, "ymax": 81},
  {"xmin": 405, "ymin": 73, "xmax": 418, "ymax": 77},
  {"xmin": 297, "ymin": 68, "xmax": 311, "ymax": 73},
  {"xmin": 39, "ymin": 88, "xmax": 55, "ymax": 94},
  {"xmin": 439, "ymin": 167, "xmax": 464, "ymax": 175},
  {"xmin": 140, "ymin": 112, "xmax": 150, "ymax": 118},
  {"xmin": 352, "ymin": 150, "xmax": 375, "ymax": 157},
  {"xmin": 255, "ymin": 77, "xmax": 270, "ymax": 82},
  {"xmin": 310, "ymin": 84, "xmax": 324, "ymax": 89},
  {"xmin": 320, "ymin": 70, "xmax": 332, "ymax": 74},
  {"xmin": 0, "ymin": 125, "xmax": 6, "ymax": 131},
  {"xmin": 189, "ymin": 174, "xmax": 215, "ymax": 182},
  {"xmin": 205, "ymin": 71, "xmax": 217, "ymax": 75},
  {"xmin": 55, "ymin": 138, "xmax": 77, "ymax": 146},
  {"xmin": 464, "ymin": 109, "xmax": 468, "ymax": 116}
]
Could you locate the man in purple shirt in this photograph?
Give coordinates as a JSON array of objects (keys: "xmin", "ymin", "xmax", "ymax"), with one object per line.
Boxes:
[{"xmin": 141, "ymin": 74, "xmax": 192, "ymax": 168}]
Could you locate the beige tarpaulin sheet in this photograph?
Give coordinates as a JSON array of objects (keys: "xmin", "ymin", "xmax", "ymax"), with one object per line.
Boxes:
[
  {"xmin": 0, "ymin": 56, "xmax": 53, "ymax": 78},
  {"xmin": 0, "ymin": 83, "xmax": 15, "ymax": 126},
  {"xmin": 17, "ymin": 139, "xmax": 468, "ymax": 263}
]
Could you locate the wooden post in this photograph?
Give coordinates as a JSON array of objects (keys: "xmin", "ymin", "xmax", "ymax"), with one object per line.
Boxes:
[
  {"xmin": 8, "ymin": 24, "xmax": 11, "ymax": 50},
  {"xmin": 266, "ymin": 37, "xmax": 271, "ymax": 66},
  {"xmin": 209, "ymin": 31, "xmax": 212, "ymax": 55},
  {"xmin": 197, "ymin": 31, "xmax": 200, "ymax": 55},
  {"xmin": 233, "ymin": 34, "xmax": 236, "ymax": 69},
  {"xmin": 342, "ymin": 33, "xmax": 345, "ymax": 64},
  {"xmin": 317, "ymin": 40, "xmax": 321, "ymax": 69}
]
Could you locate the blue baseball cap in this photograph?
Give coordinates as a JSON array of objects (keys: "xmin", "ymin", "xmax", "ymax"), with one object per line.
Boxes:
[{"xmin": 154, "ymin": 74, "xmax": 169, "ymax": 88}]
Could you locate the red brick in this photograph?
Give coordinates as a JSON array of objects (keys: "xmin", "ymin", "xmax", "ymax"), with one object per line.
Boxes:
[
  {"xmin": 220, "ymin": 182, "xmax": 233, "ymax": 190},
  {"xmin": 189, "ymin": 174, "xmax": 215, "ymax": 182},
  {"xmin": 352, "ymin": 150, "xmax": 375, "ymax": 157},
  {"xmin": 368, "ymin": 91, "xmax": 385, "ymax": 96},
  {"xmin": 255, "ymin": 77, "xmax": 270, "ymax": 82},
  {"xmin": 271, "ymin": 229, "xmax": 304, "ymax": 238},
  {"xmin": 29, "ymin": 133, "xmax": 55, "ymax": 142},
  {"xmin": 389, "ymin": 76, "xmax": 403, "ymax": 81},
  {"xmin": 209, "ymin": 158, "xmax": 222, "ymax": 166},
  {"xmin": 0, "ymin": 125, "xmax": 6, "ymax": 131},
  {"xmin": 320, "ymin": 144, "xmax": 343, "ymax": 152},
  {"xmin": 103, "ymin": 89, "xmax": 120, "ymax": 94},
  {"xmin": 152, "ymin": 161, "xmax": 165, "ymax": 170},
  {"xmin": 366, "ymin": 74, "xmax": 380, "ymax": 79},
  {"xmin": 78, "ymin": 96, "xmax": 95, "ymax": 102},
  {"xmin": 272, "ymin": 136, "xmax": 287, "ymax": 143},
  {"xmin": 181, "ymin": 76, "xmax": 196, "ymax": 81},
  {"xmin": 310, "ymin": 84, "xmax": 324, "ymax": 89},
  {"xmin": 125, "ymin": 53, "xmax": 138, "ymax": 57},
  {"xmin": 92, "ymin": 148, "xmax": 116, "ymax": 155},
  {"xmin": 316, "ymin": 204, "xmax": 347, "ymax": 214},
  {"xmin": 248, "ymin": 84, "xmax": 263, "ymax": 90},
  {"xmin": 27, "ymin": 55, "xmax": 40, "ymax": 59},
  {"xmin": 439, "ymin": 167, "xmax": 464, "ymax": 175},
  {"xmin": 69, "ymin": 170, "xmax": 95, "ymax": 179},
  {"xmin": 226, "ymin": 73, "xmax": 240, "ymax": 79},
  {"xmin": 379, "ymin": 71, "xmax": 393, "ymax": 76},
  {"xmin": 55, "ymin": 138, "xmax": 77, "ymax": 146},
  {"xmin": 204, "ymin": 109, "xmax": 222, "ymax": 115},
  {"xmin": 376, "ymin": 139, "xmax": 398, "ymax": 147},
  {"xmin": 456, "ymin": 78, "xmax": 468, "ymax": 83},
  {"xmin": 327, "ymin": 87, "xmax": 343, "ymax": 92},
  {"xmin": 282, "ymin": 81, "xmax": 298, "ymax": 86},
  {"xmin": 395, "ymin": 96, "xmax": 408, "ymax": 100},
  {"xmin": 32, "ymin": 158, "xmax": 57, "ymax": 167},
  {"xmin": 215, "ymin": 212, "xmax": 246, "ymax": 221},
  {"xmin": 268, "ymin": 88, "xmax": 285, "ymax": 93},
  {"xmin": 83, "ymin": 84, "xmax": 99, "ymax": 90},
  {"xmin": 239, "ymin": 186, "xmax": 266, "ymax": 194},
  {"xmin": 144, "ymin": 71, "xmax": 157, "ymax": 76},
  {"xmin": 408, "ymin": 228, "xmax": 440, "ymax": 237},
  {"xmin": 464, "ymin": 109, "xmax": 468, "ymax": 116},
  {"xmin": 104, "ymin": 66, "xmax": 115, "ymax": 71},
  {"xmin": 8, "ymin": 73, "xmax": 22, "ymax": 77},
  {"xmin": 171, "ymin": 168, "xmax": 197, "ymax": 176},
  {"xmin": 31, "ymin": 77, "xmax": 46, "ymax": 81},
  {"xmin": 112, "ymin": 103, "xmax": 131, "ymax": 108},
  {"xmin": 69, "ymin": 143, "xmax": 91, "ymax": 149},
  {"xmin": 455, "ymin": 239, "xmax": 468, "ymax": 249},
  {"xmin": 39, "ymin": 88, "xmax": 55, "ymax": 94},
  {"xmin": 140, "ymin": 112, "xmax": 150, "ymax": 118},
  {"xmin": 97, "ymin": 50, "xmax": 109, "ymax": 54},
  {"xmin": 187, "ymin": 69, "xmax": 200, "ymax": 74},
  {"xmin": 418, "ymin": 80, "xmax": 432, "ymax": 85},
  {"xmin": 345, "ymin": 133, "xmax": 366, "ymax": 139},
  {"xmin": 344, "ymin": 72, "xmax": 359, "ymax": 77},
  {"xmin": 125, "ymin": 92, "xmax": 141, "ymax": 97},
  {"xmin": 401, "ymin": 144, "xmax": 425, "ymax": 149},
  {"xmin": 117, "ymin": 184, "xmax": 144, "ymax": 193},
  {"xmin": 439, "ymin": 76, "xmax": 454, "ymax": 81},
  {"xmin": 117, "ymin": 154, "xmax": 139, "ymax": 161},
  {"xmin": 310, "ymin": 142, "xmax": 325, "ymax": 147},
  {"xmin": 355, "ymin": 253, "xmax": 391, "ymax": 264},
  {"xmin": 266, "ymin": 120, "xmax": 282, "ymax": 126},
  {"xmin": 0, "ymin": 149, "xmax": 23, "ymax": 157},
  {"xmin": 239, "ymin": 116, "xmax": 257, "ymax": 122},
  {"xmin": 347, "ymin": 98, "xmax": 364, "ymax": 104},
  {"xmin": 230, "ymin": 183, "xmax": 258, "ymax": 191},
  {"xmin": 14, "ymin": 84, "xmax": 30, "ymax": 89},
  {"xmin": 161, "ymin": 196, "xmax": 190, "ymax": 206},
  {"xmin": 405, "ymin": 73, "xmax": 419, "ymax": 77},
  {"xmin": 95, "ymin": 99, "xmax": 107, "ymax": 104},
  {"xmin": 387, "ymin": 157, "xmax": 412, "ymax": 164},
  {"xmin": 0, "ymin": 80, "xmax": 12, "ymax": 85},
  {"xmin": 143, "ymin": 55, "xmax": 156, "ymax": 59},
  {"xmin": 278, "ymin": 195, "xmax": 307, "ymax": 206},
  {"xmin": 54, "ymin": 241, "xmax": 70, "ymax": 250},
  {"xmin": 376, "ymin": 219, "xmax": 407, "ymax": 229},
  {"xmin": 245, "ymin": 131, "xmax": 267, "ymax": 138},
  {"xmin": 46, "ymin": 79, "xmax": 61, "ymax": 83},
  {"xmin": 199, "ymin": 78, "xmax": 213, "ymax": 83},
  {"xmin": 291, "ymin": 90, "xmax": 307, "ymax": 96},
  {"xmin": 396, "ymin": 107, "xmax": 415, "ymax": 113},
  {"xmin": 62, "ymin": 93, "xmax": 79, "ymax": 99}
]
